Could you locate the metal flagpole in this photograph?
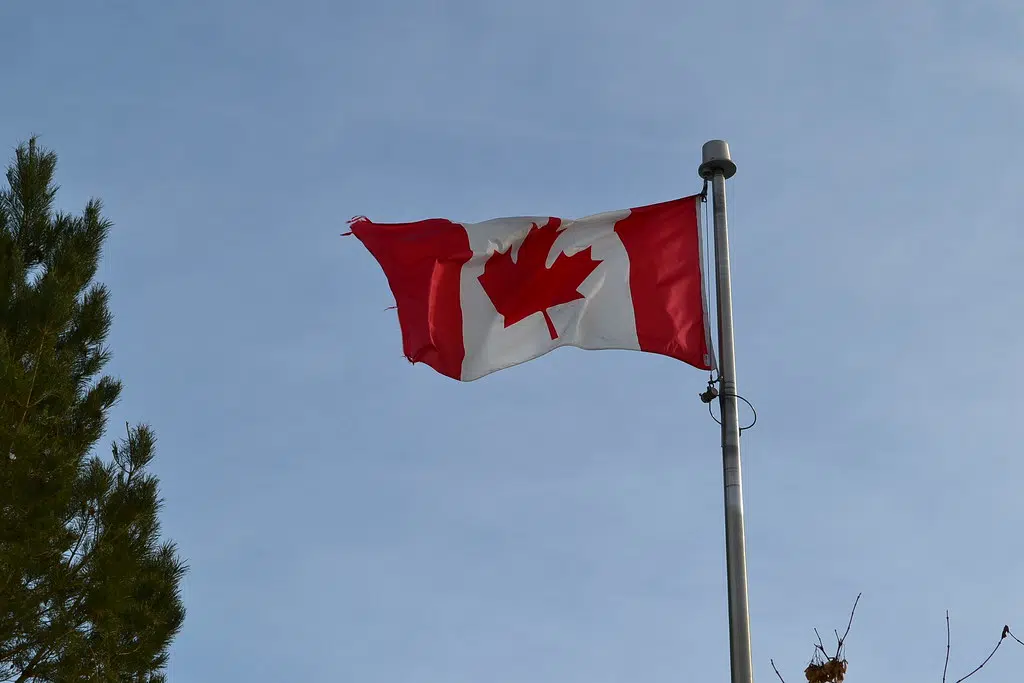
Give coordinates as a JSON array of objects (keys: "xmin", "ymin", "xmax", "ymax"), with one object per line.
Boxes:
[{"xmin": 699, "ymin": 140, "xmax": 753, "ymax": 683}]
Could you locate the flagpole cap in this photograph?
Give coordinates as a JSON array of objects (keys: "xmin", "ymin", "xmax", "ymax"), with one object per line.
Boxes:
[{"xmin": 698, "ymin": 139, "xmax": 737, "ymax": 180}]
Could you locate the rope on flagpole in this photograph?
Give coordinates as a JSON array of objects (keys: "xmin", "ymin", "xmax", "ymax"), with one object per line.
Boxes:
[
  {"xmin": 699, "ymin": 182, "xmax": 757, "ymax": 433},
  {"xmin": 701, "ymin": 182, "xmax": 713, "ymax": 322},
  {"xmin": 701, "ymin": 374, "xmax": 758, "ymax": 432}
]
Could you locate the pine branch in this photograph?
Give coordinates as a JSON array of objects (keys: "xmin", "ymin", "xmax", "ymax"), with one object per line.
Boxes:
[
  {"xmin": 6, "ymin": 324, "xmax": 51, "ymax": 457},
  {"xmin": 14, "ymin": 642, "xmax": 51, "ymax": 683},
  {"xmin": 15, "ymin": 584, "xmax": 95, "ymax": 681},
  {"xmin": 3, "ymin": 453, "xmax": 151, "ymax": 679},
  {"xmin": 0, "ymin": 636, "xmax": 43, "ymax": 670},
  {"xmin": 66, "ymin": 507, "xmax": 94, "ymax": 569}
]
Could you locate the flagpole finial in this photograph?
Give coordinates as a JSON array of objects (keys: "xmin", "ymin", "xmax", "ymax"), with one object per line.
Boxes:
[{"xmin": 699, "ymin": 139, "xmax": 737, "ymax": 180}]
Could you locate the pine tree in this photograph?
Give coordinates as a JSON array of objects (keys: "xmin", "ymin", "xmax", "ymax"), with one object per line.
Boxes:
[{"xmin": 0, "ymin": 139, "xmax": 186, "ymax": 682}]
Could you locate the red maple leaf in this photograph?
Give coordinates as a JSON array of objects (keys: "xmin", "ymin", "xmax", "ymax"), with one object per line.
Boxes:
[{"xmin": 477, "ymin": 218, "xmax": 602, "ymax": 340}]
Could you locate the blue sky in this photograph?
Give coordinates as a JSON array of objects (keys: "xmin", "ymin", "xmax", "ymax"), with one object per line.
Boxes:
[{"xmin": 3, "ymin": 0, "xmax": 1024, "ymax": 680}]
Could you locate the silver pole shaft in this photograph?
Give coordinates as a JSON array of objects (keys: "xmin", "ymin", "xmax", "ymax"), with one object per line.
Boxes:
[{"xmin": 699, "ymin": 140, "xmax": 753, "ymax": 683}]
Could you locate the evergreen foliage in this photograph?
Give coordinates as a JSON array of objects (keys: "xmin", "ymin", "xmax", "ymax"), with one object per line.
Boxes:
[{"xmin": 0, "ymin": 139, "xmax": 186, "ymax": 682}]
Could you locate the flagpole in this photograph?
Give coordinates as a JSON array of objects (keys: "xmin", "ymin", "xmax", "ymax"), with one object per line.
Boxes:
[{"xmin": 699, "ymin": 140, "xmax": 753, "ymax": 683}]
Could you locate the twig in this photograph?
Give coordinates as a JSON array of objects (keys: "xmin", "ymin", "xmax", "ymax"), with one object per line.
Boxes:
[
  {"xmin": 814, "ymin": 628, "xmax": 827, "ymax": 656},
  {"xmin": 1008, "ymin": 627, "xmax": 1024, "ymax": 648},
  {"xmin": 770, "ymin": 658, "xmax": 787, "ymax": 683},
  {"xmin": 943, "ymin": 611, "xmax": 951, "ymax": 683},
  {"xmin": 840, "ymin": 593, "xmax": 861, "ymax": 645},
  {"xmin": 954, "ymin": 626, "xmax": 1007, "ymax": 683}
]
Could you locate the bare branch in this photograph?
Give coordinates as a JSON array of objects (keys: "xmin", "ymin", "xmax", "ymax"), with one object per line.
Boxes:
[
  {"xmin": 770, "ymin": 658, "xmax": 787, "ymax": 683},
  {"xmin": 943, "ymin": 611, "xmax": 951, "ymax": 683},
  {"xmin": 814, "ymin": 628, "xmax": 827, "ymax": 657},
  {"xmin": 954, "ymin": 625, "xmax": 1007, "ymax": 683},
  {"xmin": 1007, "ymin": 627, "xmax": 1024, "ymax": 647},
  {"xmin": 839, "ymin": 593, "xmax": 861, "ymax": 647}
]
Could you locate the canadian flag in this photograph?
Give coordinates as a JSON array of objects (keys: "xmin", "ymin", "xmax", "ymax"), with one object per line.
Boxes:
[{"xmin": 350, "ymin": 195, "xmax": 715, "ymax": 381}]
